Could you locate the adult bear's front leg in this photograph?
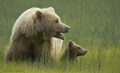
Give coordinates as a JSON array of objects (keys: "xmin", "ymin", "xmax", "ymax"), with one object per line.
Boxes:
[
  {"xmin": 32, "ymin": 39, "xmax": 52, "ymax": 62},
  {"xmin": 5, "ymin": 35, "xmax": 33, "ymax": 62}
]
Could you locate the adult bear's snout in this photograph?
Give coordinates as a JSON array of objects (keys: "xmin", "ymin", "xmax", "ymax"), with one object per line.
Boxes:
[
  {"xmin": 57, "ymin": 22, "xmax": 70, "ymax": 33},
  {"xmin": 65, "ymin": 26, "xmax": 70, "ymax": 33}
]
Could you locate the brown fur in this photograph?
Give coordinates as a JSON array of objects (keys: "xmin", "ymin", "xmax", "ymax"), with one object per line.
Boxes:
[
  {"xmin": 61, "ymin": 40, "xmax": 88, "ymax": 63},
  {"xmin": 6, "ymin": 35, "xmax": 33, "ymax": 61},
  {"xmin": 6, "ymin": 7, "xmax": 70, "ymax": 62},
  {"xmin": 6, "ymin": 33, "xmax": 54, "ymax": 62}
]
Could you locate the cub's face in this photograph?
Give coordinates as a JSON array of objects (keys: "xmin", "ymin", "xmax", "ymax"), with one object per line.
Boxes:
[
  {"xmin": 35, "ymin": 7, "xmax": 70, "ymax": 40},
  {"xmin": 68, "ymin": 40, "xmax": 88, "ymax": 56}
]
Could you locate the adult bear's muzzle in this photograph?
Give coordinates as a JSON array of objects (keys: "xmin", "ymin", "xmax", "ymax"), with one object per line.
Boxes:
[{"xmin": 53, "ymin": 24, "xmax": 70, "ymax": 40}]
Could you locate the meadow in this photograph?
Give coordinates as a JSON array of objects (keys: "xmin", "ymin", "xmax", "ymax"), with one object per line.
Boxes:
[{"xmin": 0, "ymin": 0, "xmax": 120, "ymax": 73}]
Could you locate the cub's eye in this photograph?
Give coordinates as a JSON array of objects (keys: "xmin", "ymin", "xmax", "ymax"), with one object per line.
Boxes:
[
  {"xmin": 55, "ymin": 20, "xmax": 59, "ymax": 23},
  {"xmin": 77, "ymin": 47, "xmax": 81, "ymax": 49}
]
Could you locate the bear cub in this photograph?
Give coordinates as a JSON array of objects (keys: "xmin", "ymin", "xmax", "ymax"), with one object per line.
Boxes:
[{"xmin": 61, "ymin": 40, "xmax": 88, "ymax": 63}]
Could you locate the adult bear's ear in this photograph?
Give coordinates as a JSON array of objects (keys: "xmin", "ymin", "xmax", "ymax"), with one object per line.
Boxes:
[
  {"xmin": 35, "ymin": 10, "xmax": 43, "ymax": 20},
  {"xmin": 49, "ymin": 7, "xmax": 55, "ymax": 12}
]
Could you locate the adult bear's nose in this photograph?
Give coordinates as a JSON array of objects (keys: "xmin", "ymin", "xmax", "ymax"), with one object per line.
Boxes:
[
  {"xmin": 67, "ymin": 26, "xmax": 70, "ymax": 30},
  {"xmin": 65, "ymin": 26, "xmax": 70, "ymax": 33}
]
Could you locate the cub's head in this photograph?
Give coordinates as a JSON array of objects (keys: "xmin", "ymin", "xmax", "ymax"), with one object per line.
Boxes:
[
  {"xmin": 68, "ymin": 40, "xmax": 88, "ymax": 56},
  {"xmin": 35, "ymin": 7, "xmax": 70, "ymax": 40}
]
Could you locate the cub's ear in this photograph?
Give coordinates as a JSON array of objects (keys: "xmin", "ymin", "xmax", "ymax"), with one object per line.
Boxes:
[
  {"xmin": 49, "ymin": 7, "xmax": 55, "ymax": 12},
  {"xmin": 35, "ymin": 10, "xmax": 42, "ymax": 19},
  {"xmin": 68, "ymin": 40, "xmax": 74, "ymax": 48}
]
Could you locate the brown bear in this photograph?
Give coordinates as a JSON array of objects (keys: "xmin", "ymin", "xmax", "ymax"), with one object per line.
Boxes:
[
  {"xmin": 61, "ymin": 40, "xmax": 87, "ymax": 63},
  {"xmin": 5, "ymin": 7, "xmax": 70, "ymax": 62}
]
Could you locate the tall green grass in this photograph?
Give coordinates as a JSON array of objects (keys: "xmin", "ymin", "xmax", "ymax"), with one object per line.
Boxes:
[{"xmin": 0, "ymin": 0, "xmax": 120, "ymax": 73}]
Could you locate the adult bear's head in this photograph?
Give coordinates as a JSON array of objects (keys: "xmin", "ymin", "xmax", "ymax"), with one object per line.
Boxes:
[{"xmin": 34, "ymin": 7, "xmax": 70, "ymax": 40}]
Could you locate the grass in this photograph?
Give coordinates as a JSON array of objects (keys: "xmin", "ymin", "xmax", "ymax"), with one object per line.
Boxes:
[{"xmin": 0, "ymin": 0, "xmax": 120, "ymax": 73}]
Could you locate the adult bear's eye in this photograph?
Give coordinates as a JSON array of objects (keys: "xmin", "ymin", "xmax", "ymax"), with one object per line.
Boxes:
[{"xmin": 55, "ymin": 20, "xmax": 59, "ymax": 23}]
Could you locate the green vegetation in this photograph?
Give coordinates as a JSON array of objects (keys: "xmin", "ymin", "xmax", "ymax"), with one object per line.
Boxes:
[{"xmin": 0, "ymin": 0, "xmax": 120, "ymax": 73}]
